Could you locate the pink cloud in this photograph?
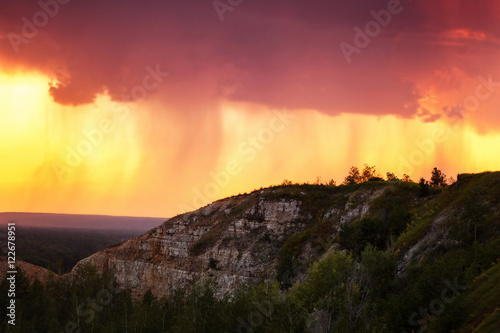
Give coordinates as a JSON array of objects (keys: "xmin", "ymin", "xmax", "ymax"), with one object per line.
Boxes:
[{"xmin": 0, "ymin": 0, "xmax": 499, "ymax": 130}]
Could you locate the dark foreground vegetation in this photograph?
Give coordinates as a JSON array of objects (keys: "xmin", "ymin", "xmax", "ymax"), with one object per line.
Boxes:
[{"xmin": 1, "ymin": 169, "xmax": 499, "ymax": 332}]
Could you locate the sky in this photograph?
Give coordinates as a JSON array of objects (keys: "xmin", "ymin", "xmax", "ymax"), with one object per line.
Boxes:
[{"xmin": 1, "ymin": 0, "xmax": 500, "ymax": 218}]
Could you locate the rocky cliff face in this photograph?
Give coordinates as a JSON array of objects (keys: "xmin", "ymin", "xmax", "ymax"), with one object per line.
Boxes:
[{"xmin": 73, "ymin": 185, "xmax": 388, "ymax": 298}]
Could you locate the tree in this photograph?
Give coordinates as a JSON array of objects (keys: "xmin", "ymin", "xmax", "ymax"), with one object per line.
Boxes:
[
  {"xmin": 455, "ymin": 187, "xmax": 488, "ymax": 244},
  {"xmin": 339, "ymin": 217, "xmax": 387, "ymax": 253},
  {"xmin": 419, "ymin": 177, "xmax": 429, "ymax": 196},
  {"xmin": 402, "ymin": 174, "xmax": 412, "ymax": 182},
  {"xmin": 360, "ymin": 245, "xmax": 396, "ymax": 298},
  {"xmin": 290, "ymin": 251, "xmax": 370, "ymax": 332},
  {"xmin": 361, "ymin": 164, "xmax": 377, "ymax": 182},
  {"xmin": 430, "ymin": 167, "xmax": 446, "ymax": 187},
  {"xmin": 327, "ymin": 179, "xmax": 337, "ymax": 186},
  {"xmin": 142, "ymin": 289, "xmax": 154, "ymax": 306},
  {"xmin": 281, "ymin": 179, "xmax": 292, "ymax": 186},
  {"xmin": 343, "ymin": 166, "xmax": 362, "ymax": 185},
  {"xmin": 386, "ymin": 172, "xmax": 398, "ymax": 181}
]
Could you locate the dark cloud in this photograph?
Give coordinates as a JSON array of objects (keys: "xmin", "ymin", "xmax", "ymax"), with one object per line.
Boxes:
[{"xmin": 1, "ymin": 0, "xmax": 500, "ymax": 123}]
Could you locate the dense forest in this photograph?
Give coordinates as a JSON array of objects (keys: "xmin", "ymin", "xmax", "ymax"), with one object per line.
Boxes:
[{"xmin": 1, "ymin": 169, "xmax": 499, "ymax": 332}]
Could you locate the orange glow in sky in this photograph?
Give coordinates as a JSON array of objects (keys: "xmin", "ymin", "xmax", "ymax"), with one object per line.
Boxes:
[
  {"xmin": 1, "ymin": 1, "xmax": 500, "ymax": 218},
  {"xmin": 2, "ymin": 70, "xmax": 500, "ymax": 217}
]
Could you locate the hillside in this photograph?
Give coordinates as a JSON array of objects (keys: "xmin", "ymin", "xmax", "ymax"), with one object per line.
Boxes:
[
  {"xmin": 2, "ymin": 171, "xmax": 499, "ymax": 332},
  {"xmin": 66, "ymin": 171, "xmax": 500, "ymax": 331},
  {"xmin": 73, "ymin": 180, "xmax": 388, "ymax": 297}
]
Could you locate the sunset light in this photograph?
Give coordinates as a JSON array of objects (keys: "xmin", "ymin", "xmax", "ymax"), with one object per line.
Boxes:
[
  {"xmin": 2, "ymin": 2, "xmax": 500, "ymax": 332},
  {"xmin": 1, "ymin": 0, "xmax": 499, "ymax": 218}
]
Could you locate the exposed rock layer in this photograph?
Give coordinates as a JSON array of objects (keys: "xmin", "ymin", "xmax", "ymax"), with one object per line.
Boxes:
[{"xmin": 74, "ymin": 185, "xmax": 387, "ymax": 298}]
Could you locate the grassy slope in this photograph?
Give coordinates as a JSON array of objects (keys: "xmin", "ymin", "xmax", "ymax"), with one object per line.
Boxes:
[{"xmin": 464, "ymin": 263, "xmax": 500, "ymax": 333}]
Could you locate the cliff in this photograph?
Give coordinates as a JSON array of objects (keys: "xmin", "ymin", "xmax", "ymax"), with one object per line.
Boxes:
[
  {"xmin": 73, "ymin": 171, "xmax": 500, "ymax": 301},
  {"xmin": 73, "ymin": 183, "xmax": 388, "ymax": 297}
]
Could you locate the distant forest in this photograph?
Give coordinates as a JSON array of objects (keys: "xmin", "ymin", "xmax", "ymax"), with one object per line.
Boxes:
[{"xmin": 0, "ymin": 227, "xmax": 140, "ymax": 273}]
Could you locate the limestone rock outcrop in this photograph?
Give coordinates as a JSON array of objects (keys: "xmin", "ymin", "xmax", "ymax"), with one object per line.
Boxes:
[{"xmin": 73, "ymin": 185, "xmax": 387, "ymax": 298}]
